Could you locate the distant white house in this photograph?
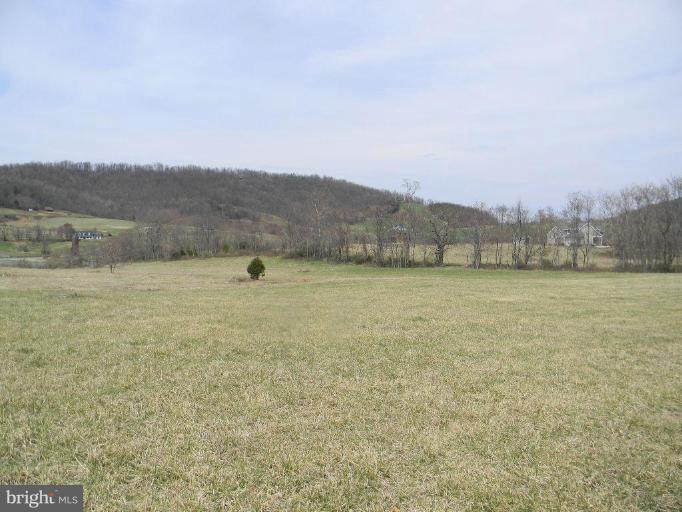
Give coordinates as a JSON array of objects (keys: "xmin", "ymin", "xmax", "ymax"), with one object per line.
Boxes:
[
  {"xmin": 547, "ymin": 223, "xmax": 605, "ymax": 247},
  {"xmin": 392, "ymin": 224, "xmax": 409, "ymax": 242},
  {"xmin": 76, "ymin": 231, "xmax": 104, "ymax": 240}
]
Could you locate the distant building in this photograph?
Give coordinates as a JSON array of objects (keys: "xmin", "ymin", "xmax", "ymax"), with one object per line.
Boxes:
[
  {"xmin": 76, "ymin": 231, "xmax": 103, "ymax": 240},
  {"xmin": 547, "ymin": 224, "xmax": 605, "ymax": 246},
  {"xmin": 392, "ymin": 224, "xmax": 408, "ymax": 243}
]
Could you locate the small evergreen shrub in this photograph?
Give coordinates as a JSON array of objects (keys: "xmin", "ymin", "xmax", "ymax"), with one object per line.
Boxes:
[{"xmin": 247, "ymin": 257, "xmax": 265, "ymax": 280}]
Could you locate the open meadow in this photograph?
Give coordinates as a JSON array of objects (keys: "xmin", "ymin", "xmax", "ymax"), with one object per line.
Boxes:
[
  {"xmin": 0, "ymin": 208, "xmax": 136, "ymax": 234},
  {"xmin": 1, "ymin": 258, "xmax": 681, "ymax": 511},
  {"xmin": 0, "ymin": 208, "xmax": 137, "ymax": 260}
]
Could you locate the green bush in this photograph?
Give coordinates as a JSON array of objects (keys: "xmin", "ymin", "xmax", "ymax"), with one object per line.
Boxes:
[{"xmin": 247, "ymin": 257, "xmax": 265, "ymax": 280}]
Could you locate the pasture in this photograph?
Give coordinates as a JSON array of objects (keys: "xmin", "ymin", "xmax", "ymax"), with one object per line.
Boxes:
[
  {"xmin": 1, "ymin": 258, "xmax": 680, "ymax": 511},
  {"xmin": 0, "ymin": 207, "xmax": 136, "ymax": 234},
  {"xmin": 0, "ymin": 208, "xmax": 135, "ymax": 260},
  {"xmin": 427, "ymin": 243, "xmax": 616, "ymax": 269}
]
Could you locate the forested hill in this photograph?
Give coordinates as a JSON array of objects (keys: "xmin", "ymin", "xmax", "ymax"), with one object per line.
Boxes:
[
  {"xmin": 0, "ymin": 161, "xmax": 492, "ymax": 226},
  {"xmin": 0, "ymin": 162, "xmax": 397, "ymax": 223}
]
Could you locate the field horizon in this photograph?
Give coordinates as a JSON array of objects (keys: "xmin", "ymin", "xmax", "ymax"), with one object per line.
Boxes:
[{"xmin": 1, "ymin": 257, "xmax": 681, "ymax": 510}]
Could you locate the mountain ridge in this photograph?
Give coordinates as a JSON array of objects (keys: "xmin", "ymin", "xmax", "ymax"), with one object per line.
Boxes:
[{"xmin": 0, "ymin": 161, "xmax": 494, "ymax": 229}]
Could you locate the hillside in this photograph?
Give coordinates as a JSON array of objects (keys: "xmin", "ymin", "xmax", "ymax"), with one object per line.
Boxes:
[
  {"xmin": 0, "ymin": 162, "xmax": 396, "ymax": 225},
  {"xmin": 427, "ymin": 202, "xmax": 496, "ymax": 229},
  {"xmin": 0, "ymin": 161, "xmax": 493, "ymax": 228}
]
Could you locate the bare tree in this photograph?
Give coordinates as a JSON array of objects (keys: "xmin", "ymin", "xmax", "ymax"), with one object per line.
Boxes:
[
  {"xmin": 601, "ymin": 189, "xmax": 633, "ymax": 269},
  {"xmin": 534, "ymin": 206, "xmax": 557, "ymax": 267},
  {"xmin": 70, "ymin": 233, "xmax": 80, "ymax": 258},
  {"xmin": 427, "ymin": 204, "xmax": 454, "ymax": 266},
  {"xmin": 669, "ymin": 177, "xmax": 682, "ymax": 267},
  {"xmin": 579, "ymin": 192, "xmax": 596, "ymax": 267},
  {"xmin": 99, "ymin": 237, "xmax": 124, "ymax": 272},
  {"xmin": 310, "ymin": 196, "xmax": 326, "ymax": 259},
  {"xmin": 600, "ymin": 178, "xmax": 682, "ymax": 270},
  {"xmin": 630, "ymin": 185, "xmax": 657, "ymax": 268},
  {"xmin": 510, "ymin": 201, "xmax": 529, "ymax": 269},
  {"xmin": 490, "ymin": 205, "xmax": 508, "ymax": 268},
  {"xmin": 467, "ymin": 203, "xmax": 489, "ymax": 269},
  {"xmin": 56, "ymin": 223, "xmax": 75, "ymax": 241},
  {"xmin": 400, "ymin": 179, "xmax": 421, "ymax": 266},
  {"xmin": 371, "ymin": 206, "xmax": 391, "ymax": 266},
  {"xmin": 654, "ymin": 178, "xmax": 682, "ymax": 270},
  {"xmin": 563, "ymin": 193, "xmax": 584, "ymax": 269}
]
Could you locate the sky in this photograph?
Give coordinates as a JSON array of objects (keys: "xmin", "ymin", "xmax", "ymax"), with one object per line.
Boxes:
[{"xmin": 0, "ymin": 0, "xmax": 680, "ymax": 208}]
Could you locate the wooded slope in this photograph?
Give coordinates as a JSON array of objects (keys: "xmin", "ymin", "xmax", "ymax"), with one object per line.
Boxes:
[{"xmin": 0, "ymin": 161, "xmax": 492, "ymax": 226}]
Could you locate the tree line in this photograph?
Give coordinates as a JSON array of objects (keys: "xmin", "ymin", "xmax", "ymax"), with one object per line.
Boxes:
[
  {"xmin": 280, "ymin": 177, "xmax": 682, "ymax": 272},
  {"xmin": 1, "ymin": 223, "xmax": 77, "ymax": 242},
  {"xmin": 60, "ymin": 224, "xmax": 280, "ymax": 270}
]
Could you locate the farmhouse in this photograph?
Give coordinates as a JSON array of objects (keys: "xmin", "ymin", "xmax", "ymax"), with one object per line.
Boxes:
[
  {"xmin": 76, "ymin": 231, "xmax": 104, "ymax": 240},
  {"xmin": 392, "ymin": 224, "xmax": 408, "ymax": 242},
  {"xmin": 547, "ymin": 224, "xmax": 605, "ymax": 246}
]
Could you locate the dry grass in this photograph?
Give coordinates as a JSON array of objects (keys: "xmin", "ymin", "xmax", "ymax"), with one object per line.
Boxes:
[
  {"xmin": 411, "ymin": 243, "xmax": 617, "ymax": 269},
  {"xmin": 1, "ymin": 258, "xmax": 681, "ymax": 511}
]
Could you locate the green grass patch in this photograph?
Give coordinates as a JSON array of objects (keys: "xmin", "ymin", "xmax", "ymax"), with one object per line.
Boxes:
[{"xmin": 0, "ymin": 207, "xmax": 135, "ymax": 234}]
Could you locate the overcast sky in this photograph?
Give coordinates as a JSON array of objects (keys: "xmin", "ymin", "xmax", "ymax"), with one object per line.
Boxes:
[{"xmin": 1, "ymin": 1, "xmax": 680, "ymax": 208}]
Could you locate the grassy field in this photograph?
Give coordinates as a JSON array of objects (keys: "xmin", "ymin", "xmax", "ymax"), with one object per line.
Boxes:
[
  {"xmin": 0, "ymin": 240, "xmax": 69, "ymax": 258},
  {"xmin": 348, "ymin": 243, "xmax": 617, "ymax": 269},
  {"xmin": 439, "ymin": 243, "xmax": 616, "ymax": 269},
  {"xmin": 0, "ymin": 207, "xmax": 131, "ymax": 260},
  {"xmin": 0, "ymin": 207, "xmax": 136, "ymax": 234},
  {"xmin": 0, "ymin": 240, "xmax": 103, "ymax": 259},
  {"xmin": 1, "ymin": 258, "xmax": 680, "ymax": 511}
]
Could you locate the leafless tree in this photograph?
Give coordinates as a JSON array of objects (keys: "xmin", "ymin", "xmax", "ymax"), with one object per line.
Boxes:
[
  {"xmin": 98, "ymin": 237, "xmax": 124, "ymax": 272},
  {"xmin": 466, "ymin": 203, "xmax": 489, "ymax": 269},
  {"xmin": 490, "ymin": 205, "xmax": 508, "ymax": 268},
  {"xmin": 563, "ymin": 193, "xmax": 584, "ymax": 269},
  {"xmin": 400, "ymin": 179, "xmax": 421, "ymax": 265},
  {"xmin": 534, "ymin": 207, "xmax": 557, "ymax": 267},
  {"xmin": 601, "ymin": 189, "xmax": 633, "ymax": 268},
  {"xmin": 70, "ymin": 233, "xmax": 80, "ymax": 258},
  {"xmin": 600, "ymin": 178, "xmax": 682, "ymax": 270},
  {"xmin": 654, "ymin": 178, "xmax": 682, "ymax": 269},
  {"xmin": 371, "ymin": 206, "xmax": 391, "ymax": 266},
  {"xmin": 56, "ymin": 223, "xmax": 75, "ymax": 241},
  {"xmin": 427, "ymin": 204, "xmax": 454, "ymax": 266},
  {"xmin": 579, "ymin": 192, "xmax": 596, "ymax": 267},
  {"xmin": 510, "ymin": 201, "xmax": 529, "ymax": 269}
]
